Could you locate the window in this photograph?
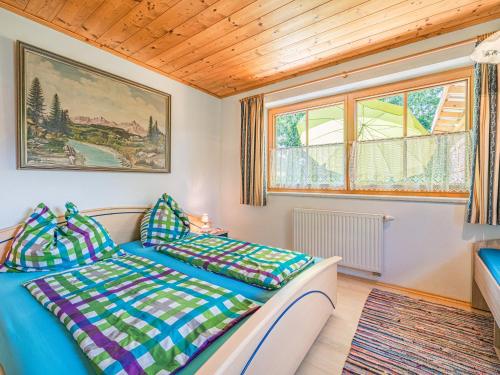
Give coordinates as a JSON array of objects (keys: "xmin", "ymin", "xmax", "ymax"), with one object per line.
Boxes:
[
  {"xmin": 269, "ymin": 97, "xmax": 346, "ymax": 190},
  {"xmin": 268, "ymin": 68, "xmax": 472, "ymax": 197}
]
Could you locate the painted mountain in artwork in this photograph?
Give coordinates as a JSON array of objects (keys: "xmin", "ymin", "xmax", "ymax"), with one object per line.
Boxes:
[{"xmin": 72, "ymin": 116, "xmax": 148, "ymax": 137}]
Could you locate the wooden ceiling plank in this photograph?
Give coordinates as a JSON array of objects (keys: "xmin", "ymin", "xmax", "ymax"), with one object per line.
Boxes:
[
  {"xmin": 440, "ymin": 112, "xmax": 464, "ymax": 117},
  {"xmin": 131, "ymin": 0, "xmax": 256, "ymax": 62},
  {"xmin": 116, "ymin": 0, "xmax": 220, "ymax": 56},
  {"xmin": 212, "ymin": 28, "xmax": 468, "ymax": 93},
  {"xmin": 0, "ymin": 0, "xmax": 221, "ymax": 97},
  {"xmin": 3, "ymin": 0, "xmax": 499, "ymax": 97},
  {"xmin": 435, "ymin": 119, "xmax": 464, "ymax": 124},
  {"xmin": 212, "ymin": 6, "xmax": 488, "ymax": 94},
  {"xmin": 171, "ymin": 0, "xmax": 373, "ymax": 79},
  {"xmin": 53, "ymin": 0, "xmax": 107, "ymax": 32},
  {"xmin": 214, "ymin": 4, "xmax": 500, "ymax": 96},
  {"xmin": 96, "ymin": 0, "xmax": 182, "ymax": 49},
  {"xmin": 25, "ymin": 0, "xmax": 65, "ymax": 21},
  {"xmin": 186, "ymin": 0, "xmax": 418, "ymax": 81},
  {"xmin": 194, "ymin": 0, "xmax": 472, "ymax": 87},
  {"xmin": 197, "ymin": 0, "xmax": 491, "ymax": 90},
  {"xmin": 2, "ymin": 0, "xmax": 27, "ymax": 9},
  {"xmin": 176, "ymin": 0, "xmax": 416, "ymax": 82},
  {"xmin": 444, "ymin": 101, "xmax": 468, "ymax": 107},
  {"xmin": 146, "ymin": 0, "xmax": 311, "ymax": 69},
  {"xmin": 447, "ymin": 87, "xmax": 467, "ymax": 94},
  {"xmin": 155, "ymin": 0, "xmax": 336, "ymax": 73},
  {"xmin": 79, "ymin": 0, "xmax": 141, "ymax": 40}
]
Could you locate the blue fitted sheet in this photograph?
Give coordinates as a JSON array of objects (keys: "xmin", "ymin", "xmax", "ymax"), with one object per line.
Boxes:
[
  {"xmin": 478, "ymin": 248, "xmax": 500, "ymax": 285},
  {"xmin": 0, "ymin": 241, "xmax": 277, "ymax": 375}
]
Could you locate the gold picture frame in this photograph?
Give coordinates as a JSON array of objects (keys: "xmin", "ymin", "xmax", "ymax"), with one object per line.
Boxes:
[{"xmin": 17, "ymin": 41, "xmax": 171, "ymax": 173}]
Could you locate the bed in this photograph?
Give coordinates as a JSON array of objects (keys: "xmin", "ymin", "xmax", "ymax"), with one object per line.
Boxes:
[
  {"xmin": 471, "ymin": 240, "xmax": 500, "ymax": 356},
  {"xmin": 0, "ymin": 206, "xmax": 340, "ymax": 375}
]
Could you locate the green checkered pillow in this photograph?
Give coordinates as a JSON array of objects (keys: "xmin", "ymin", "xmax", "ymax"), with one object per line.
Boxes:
[
  {"xmin": 56, "ymin": 202, "xmax": 123, "ymax": 267},
  {"xmin": 1, "ymin": 203, "xmax": 59, "ymax": 272},
  {"xmin": 1, "ymin": 202, "xmax": 123, "ymax": 272},
  {"xmin": 141, "ymin": 193, "xmax": 190, "ymax": 246}
]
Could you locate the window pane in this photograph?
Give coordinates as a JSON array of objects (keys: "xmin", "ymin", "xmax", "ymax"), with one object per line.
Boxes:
[
  {"xmin": 271, "ymin": 103, "xmax": 345, "ymax": 190},
  {"xmin": 350, "ymin": 132, "xmax": 471, "ymax": 192},
  {"xmin": 356, "ymin": 94, "xmax": 404, "ymax": 141},
  {"xmin": 270, "ymin": 144, "xmax": 345, "ymax": 189},
  {"xmin": 407, "ymin": 81, "xmax": 467, "ymax": 135},
  {"xmin": 274, "ymin": 111, "xmax": 306, "ymax": 148},
  {"xmin": 307, "ymin": 103, "xmax": 344, "ymax": 145}
]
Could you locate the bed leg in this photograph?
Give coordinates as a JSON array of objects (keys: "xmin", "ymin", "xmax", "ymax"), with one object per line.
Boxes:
[{"xmin": 471, "ymin": 280, "xmax": 490, "ymax": 311}]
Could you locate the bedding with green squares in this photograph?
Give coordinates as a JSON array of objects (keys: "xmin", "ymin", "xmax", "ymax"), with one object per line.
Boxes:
[
  {"xmin": 156, "ymin": 234, "xmax": 314, "ymax": 290},
  {"xmin": 24, "ymin": 253, "xmax": 259, "ymax": 375}
]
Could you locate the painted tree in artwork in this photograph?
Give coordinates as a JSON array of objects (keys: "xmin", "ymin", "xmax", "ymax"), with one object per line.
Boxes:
[
  {"xmin": 26, "ymin": 77, "xmax": 45, "ymax": 126},
  {"xmin": 153, "ymin": 120, "xmax": 160, "ymax": 142},
  {"xmin": 147, "ymin": 116, "xmax": 161, "ymax": 143},
  {"xmin": 148, "ymin": 115, "xmax": 154, "ymax": 141},
  {"xmin": 43, "ymin": 93, "xmax": 73, "ymax": 135},
  {"xmin": 46, "ymin": 93, "xmax": 62, "ymax": 132},
  {"xmin": 59, "ymin": 109, "xmax": 71, "ymax": 135}
]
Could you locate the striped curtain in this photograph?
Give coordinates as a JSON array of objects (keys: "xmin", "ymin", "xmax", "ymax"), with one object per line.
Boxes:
[
  {"xmin": 466, "ymin": 61, "xmax": 498, "ymax": 224},
  {"xmin": 240, "ymin": 94, "xmax": 266, "ymax": 206}
]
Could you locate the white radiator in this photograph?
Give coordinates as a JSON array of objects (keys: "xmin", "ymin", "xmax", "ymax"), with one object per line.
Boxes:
[{"xmin": 293, "ymin": 208, "xmax": 389, "ymax": 274}]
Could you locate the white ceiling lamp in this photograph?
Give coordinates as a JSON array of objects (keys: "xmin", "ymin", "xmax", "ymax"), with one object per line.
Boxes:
[{"xmin": 470, "ymin": 31, "xmax": 500, "ymax": 64}]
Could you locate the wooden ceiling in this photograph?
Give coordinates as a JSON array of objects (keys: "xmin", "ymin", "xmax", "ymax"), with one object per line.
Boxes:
[{"xmin": 1, "ymin": 0, "xmax": 499, "ymax": 98}]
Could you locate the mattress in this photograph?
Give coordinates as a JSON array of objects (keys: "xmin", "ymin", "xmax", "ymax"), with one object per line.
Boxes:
[
  {"xmin": 0, "ymin": 241, "xmax": 277, "ymax": 375},
  {"xmin": 478, "ymin": 248, "xmax": 500, "ymax": 285}
]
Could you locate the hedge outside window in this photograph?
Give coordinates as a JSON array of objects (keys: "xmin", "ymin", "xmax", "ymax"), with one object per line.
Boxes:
[{"xmin": 267, "ymin": 68, "xmax": 473, "ymax": 197}]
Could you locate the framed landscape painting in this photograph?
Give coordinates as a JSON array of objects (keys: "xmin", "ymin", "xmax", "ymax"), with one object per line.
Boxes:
[{"xmin": 17, "ymin": 42, "xmax": 171, "ymax": 173}]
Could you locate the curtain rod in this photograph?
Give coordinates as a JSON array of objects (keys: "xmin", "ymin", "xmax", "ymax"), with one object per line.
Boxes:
[{"xmin": 261, "ymin": 37, "xmax": 477, "ymax": 97}]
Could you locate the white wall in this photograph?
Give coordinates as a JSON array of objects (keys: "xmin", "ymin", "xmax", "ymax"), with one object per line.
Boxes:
[
  {"xmin": 0, "ymin": 9, "xmax": 222, "ymax": 228},
  {"xmin": 219, "ymin": 20, "xmax": 500, "ymax": 302}
]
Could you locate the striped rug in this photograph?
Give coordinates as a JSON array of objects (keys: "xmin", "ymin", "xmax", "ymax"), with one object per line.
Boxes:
[{"xmin": 343, "ymin": 289, "xmax": 500, "ymax": 374}]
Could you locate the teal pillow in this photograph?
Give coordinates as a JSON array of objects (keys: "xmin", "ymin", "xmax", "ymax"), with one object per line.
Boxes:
[{"xmin": 140, "ymin": 193, "xmax": 190, "ymax": 246}]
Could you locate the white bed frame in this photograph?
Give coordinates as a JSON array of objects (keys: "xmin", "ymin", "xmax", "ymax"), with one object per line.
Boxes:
[
  {"xmin": 0, "ymin": 206, "xmax": 340, "ymax": 375},
  {"xmin": 471, "ymin": 240, "xmax": 500, "ymax": 357}
]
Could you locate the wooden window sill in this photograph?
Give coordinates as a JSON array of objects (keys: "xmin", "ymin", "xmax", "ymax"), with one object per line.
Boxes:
[{"xmin": 266, "ymin": 190, "xmax": 468, "ymax": 204}]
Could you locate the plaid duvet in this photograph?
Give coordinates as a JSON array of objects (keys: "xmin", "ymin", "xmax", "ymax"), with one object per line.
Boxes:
[
  {"xmin": 156, "ymin": 235, "xmax": 314, "ymax": 290},
  {"xmin": 25, "ymin": 254, "xmax": 259, "ymax": 375}
]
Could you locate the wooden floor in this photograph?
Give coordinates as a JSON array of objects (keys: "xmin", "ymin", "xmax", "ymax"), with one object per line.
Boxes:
[{"xmin": 296, "ymin": 274, "xmax": 477, "ymax": 375}]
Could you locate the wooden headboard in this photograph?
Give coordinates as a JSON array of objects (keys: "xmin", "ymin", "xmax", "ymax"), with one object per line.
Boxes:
[{"xmin": 0, "ymin": 206, "xmax": 203, "ymax": 265}]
